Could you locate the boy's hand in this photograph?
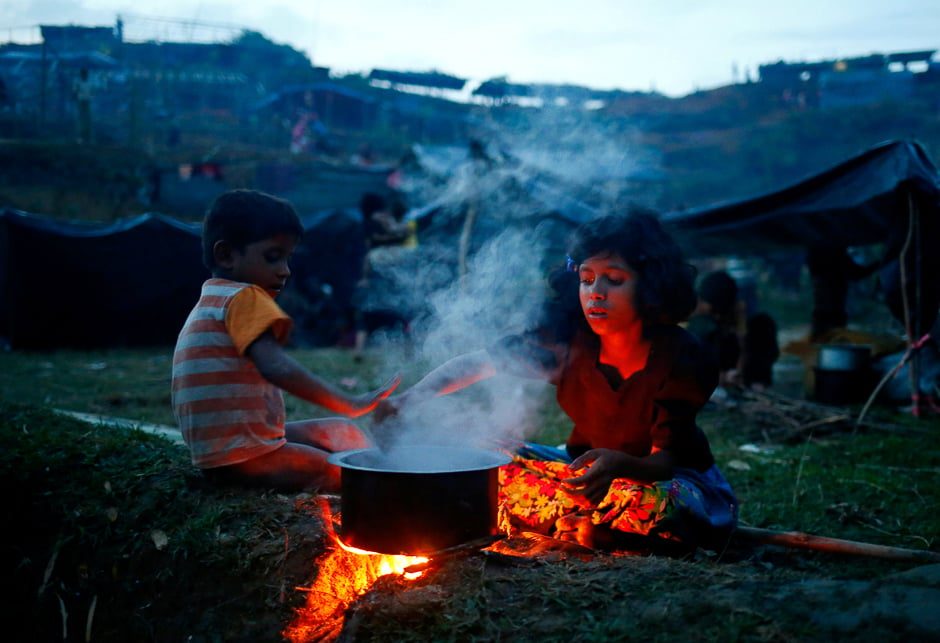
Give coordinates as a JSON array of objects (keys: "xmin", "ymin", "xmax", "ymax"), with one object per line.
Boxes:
[
  {"xmin": 347, "ymin": 374, "xmax": 401, "ymax": 418},
  {"xmin": 371, "ymin": 397, "xmax": 402, "ymax": 425},
  {"xmin": 367, "ymin": 398, "xmax": 406, "ymax": 451}
]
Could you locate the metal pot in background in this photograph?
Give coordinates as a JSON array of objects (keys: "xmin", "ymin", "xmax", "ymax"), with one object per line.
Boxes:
[
  {"xmin": 328, "ymin": 446, "xmax": 511, "ymax": 555},
  {"xmin": 817, "ymin": 344, "xmax": 872, "ymax": 371},
  {"xmin": 813, "ymin": 344, "xmax": 873, "ymax": 405}
]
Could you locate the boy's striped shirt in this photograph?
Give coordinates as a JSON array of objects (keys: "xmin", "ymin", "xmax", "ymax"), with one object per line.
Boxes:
[{"xmin": 172, "ymin": 278, "xmax": 292, "ymax": 468}]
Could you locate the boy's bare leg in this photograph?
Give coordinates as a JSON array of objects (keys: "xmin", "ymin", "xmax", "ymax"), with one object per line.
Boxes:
[
  {"xmin": 212, "ymin": 420, "xmax": 371, "ymax": 492},
  {"xmin": 285, "ymin": 418, "xmax": 372, "ymax": 452},
  {"xmin": 223, "ymin": 443, "xmax": 340, "ymax": 492}
]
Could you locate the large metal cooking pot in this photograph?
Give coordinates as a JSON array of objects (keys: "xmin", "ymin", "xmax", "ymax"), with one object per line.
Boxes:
[
  {"xmin": 813, "ymin": 344, "xmax": 873, "ymax": 405},
  {"xmin": 328, "ymin": 445, "xmax": 511, "ymax": 555}
]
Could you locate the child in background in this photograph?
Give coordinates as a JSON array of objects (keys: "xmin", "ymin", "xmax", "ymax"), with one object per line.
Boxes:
[
  {"xmin": 376, "ymin": 210, "xmax": 737, "ymax": 553},
  {"xmin": 686, "ymin": 270, "xmax": 743, "ymax": 387},
  {"xmin": 172, "ymin": 190, "xmax": 399, "ymax": 492},
  {"xmin": 687, "ymin": 269, "xmax": 779, "ymax": 392}
]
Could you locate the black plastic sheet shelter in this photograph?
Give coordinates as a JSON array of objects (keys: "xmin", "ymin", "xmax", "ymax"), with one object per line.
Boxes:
[
  {"xmin": 0, "ymin": 207, "xmax": 369, "ymax": 350},
  {"xmin": 0, "ymin": 209, "xmax": 206, "ymax": 350},
  {"xmin": 661, "ymin": 139, "xmax": 940, "ymax": 256},
  {"xmin": 660, "ymin": 138, "xmax": 940, "ymax": 339}
]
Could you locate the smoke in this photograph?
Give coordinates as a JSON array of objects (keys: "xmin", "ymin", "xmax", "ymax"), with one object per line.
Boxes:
[
  {"xmin": 367, "ymin": 224, "xmax": 558, "ymax": 453},
  {"xmin": 476, "ymin": 104, "xmax": 662, "ymax": 210},
  {"xmin": 365, "ymin": 109, "xmax": 661, "ymax": 457}
]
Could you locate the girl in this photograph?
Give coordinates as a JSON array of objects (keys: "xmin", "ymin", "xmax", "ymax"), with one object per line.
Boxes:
[{"xmin": 377, "ymin": 209, "xmax": 737, "ymax": 552}]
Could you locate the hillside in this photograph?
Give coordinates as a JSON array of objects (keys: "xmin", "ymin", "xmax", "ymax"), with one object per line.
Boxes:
[
  {"xmin": 3, "ymin": 87, "xmax": 940, "ymax": 222},
  {"xmin": 635, "ymin": 88, "xmax": 940, "ymax": 210}
]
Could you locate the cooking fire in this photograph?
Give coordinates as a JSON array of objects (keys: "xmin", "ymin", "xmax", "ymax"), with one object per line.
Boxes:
[
  {"xmin": 282, "ymin": 499, "xmax": 432, "ymax": 642},
  {"xmin": 283, "ymin": 495, "xmax": 513, "ymax": 642},
  {"xmin": 334, "ymin": 539, "xmax": 428, "ymax": 581},
  {"xmin": 285, "ymin": 447, "xmax": 512, "ymax": 641}
]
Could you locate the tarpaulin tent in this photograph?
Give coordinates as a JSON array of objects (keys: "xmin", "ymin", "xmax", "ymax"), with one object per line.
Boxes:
[
  {"xmin": 282, "ymin": 207, "xmax": 367, "ymax": 346},
  {"xmin": 661, "ymin": 139, "xmax": 940, "ymax": 338},
  {"xmin": 0, "ymin": 207, "xmax": 368, "ymax": 350},
  {"xmin": 0, "ymin": 209, "xmax": 205, "ymax": 350},
  {"xmin": 661, "ymin": 139, "xmax": 940, "ymax": 254}
]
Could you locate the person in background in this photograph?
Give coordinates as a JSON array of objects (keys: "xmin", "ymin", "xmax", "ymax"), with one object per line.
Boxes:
[
  {"xmin": 723, "ymin": 257, "xmax": 780, "ymax": 389},
  {"xmin": 290, "ymin": 108, "xmax": 333, "ymax": 156},
  {"xmin": 352, "ymin": 192, "xmax": 413, "ymax": 362},
  {"xmin": 686, "ymin": 270, "xmax": 742, "ymax": 388},
  {"xmin": 807, "ymin": 245, "xmax": 881, "ymax": 342},
  {"xmin": 172, "ymin": 189, "xmax": 399, "ymax": 492},
  {"xmin": 742, "ymin": 311, "xmax": 779, "ymax": 389},
  {"xmin": 375, "ymin": 209, "xmax": 737, "ymax": 554},
  {"xmin": 686, "ymin": 269, "xmax": 779, "ymax": 391},
  {"xmin": 361, "ymin": 192, "xmax": 409, "ymax": 249},
  {"xmin": 781, "ymin": 244, "xmax": 903, "ymax": 398},
  {"xmin": 351, "ymin": 142, "xmax": 376, "ymax": 167},
  {"xmin": 72, "ymin": 67, "xmax": 93, "ymax": 144}
]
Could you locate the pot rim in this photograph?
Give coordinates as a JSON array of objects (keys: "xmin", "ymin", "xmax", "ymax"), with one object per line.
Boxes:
[
  {"xmin": 817, "ymin": 343, "xmax": 872, "ymax": 353},
  {"xmin": 328, "ymin": 445, "xmax": 511, "ymax": 474}
]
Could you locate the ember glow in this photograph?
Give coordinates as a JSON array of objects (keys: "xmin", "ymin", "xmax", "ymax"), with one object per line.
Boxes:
[{"xmin": 335, "ymin": 538, "xmax": 428, "ymax": 581}]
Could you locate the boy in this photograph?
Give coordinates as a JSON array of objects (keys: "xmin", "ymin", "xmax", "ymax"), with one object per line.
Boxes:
[{"xmin": 172, "ymin": 190, "xmax": 399, "ymax": 492}]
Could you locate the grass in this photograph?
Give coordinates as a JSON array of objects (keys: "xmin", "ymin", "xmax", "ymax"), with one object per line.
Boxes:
[
  {"xmin": 3, "ymin": 343, "xmax": 939, "ymax": 552},
  {"xmin": 2, "ymin": 343, "xmax": 939, "ymax": 641}
]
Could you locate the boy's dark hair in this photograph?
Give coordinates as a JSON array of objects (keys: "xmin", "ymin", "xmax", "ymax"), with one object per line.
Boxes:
[
  {"xmin": 565, "ymin": 207, "xmax": 697, "ymax": 326},
  {"xmin": 202, "ymin": 190, "xmax": 304, "ymax": 271}
]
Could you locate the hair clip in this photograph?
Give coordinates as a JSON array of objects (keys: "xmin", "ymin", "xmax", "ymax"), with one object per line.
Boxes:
[{"xmin": 565, "ymin": 254, "xmax": 577, "ymax": 272}]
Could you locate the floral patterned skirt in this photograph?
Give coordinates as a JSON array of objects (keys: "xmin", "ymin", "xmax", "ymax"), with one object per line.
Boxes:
[{"xmin": 496, "ymin": 454, "xmax": 737, "ymax": 548}]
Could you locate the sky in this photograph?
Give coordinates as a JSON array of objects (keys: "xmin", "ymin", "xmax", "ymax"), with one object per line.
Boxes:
[{"xmin": 3, "ymin": 0, "xmax": 940, "ymax": 97}]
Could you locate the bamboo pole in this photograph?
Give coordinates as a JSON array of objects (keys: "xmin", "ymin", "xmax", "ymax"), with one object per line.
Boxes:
[
  {"xmin": 457, "ymin": 200, "xmax": 478, "ymax": 289},
  {"xmin": 733, "ymin": 526, "xmax": 940, "ymax": 563}
]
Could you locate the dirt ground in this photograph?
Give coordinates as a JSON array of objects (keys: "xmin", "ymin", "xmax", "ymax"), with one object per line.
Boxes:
[
  {"xmin": 8, "ymin": 416, "xmax": 938, "ymax": 643},
  {"xmin": 279, "ymin": 501, "xmax": 940, "ymax": 643},
  {"xmin": 3, "ymin": 350, "xmax": 939, "ymax": 642},
  {"xmin": 36, "ymin": 478, "xmax": 928, "ymax": 643}
]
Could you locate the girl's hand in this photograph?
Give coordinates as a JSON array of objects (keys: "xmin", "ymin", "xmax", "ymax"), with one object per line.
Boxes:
[
  {"xmin": 561, "ymin": 449, "xmax": 631, "ymax": 504},
  {"xmin": 347, "ymin": 374, "xmax": 401, "ymax": 418}
]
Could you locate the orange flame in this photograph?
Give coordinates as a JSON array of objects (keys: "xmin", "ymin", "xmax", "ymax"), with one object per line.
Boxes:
[
  {"xmin": 335, "ymin": 538, "xmax": 428, "ymax": 581},
  {"xmin": 283, "ymin": 497, "xmax": 431, "ymax": 642},
  {"xmin": 284, "ymin": 538, "xmax": 430, "ymax": 642}
]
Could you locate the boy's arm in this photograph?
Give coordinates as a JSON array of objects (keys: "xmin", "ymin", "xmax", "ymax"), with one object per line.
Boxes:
[{"xmin": 247, "ymin": 332, "xmax": 398, "ymax": 417}]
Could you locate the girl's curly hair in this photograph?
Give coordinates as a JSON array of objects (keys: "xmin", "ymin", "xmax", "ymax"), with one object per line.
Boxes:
[{"xmin": 560, "ymin": 206, "xmax": 698, "ymax": 328}]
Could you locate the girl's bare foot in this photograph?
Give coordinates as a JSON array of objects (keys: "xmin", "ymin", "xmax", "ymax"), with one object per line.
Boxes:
[
  {"xmin": 554, "ymin": 514, "xmax": 618, "ymax": 549},
  {"xmin": 554, "ymin": 514, "xmax": 672, "ymax": 553}
]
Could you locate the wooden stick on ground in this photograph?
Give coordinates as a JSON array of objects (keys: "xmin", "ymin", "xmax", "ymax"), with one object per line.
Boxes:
[
  {"xmin": 734, "ymin": 526, "xmax": 940, "ymax": 563},
  {"xmin": 403, "ymin": 534, "xmax": 506, "ymax": 573}
]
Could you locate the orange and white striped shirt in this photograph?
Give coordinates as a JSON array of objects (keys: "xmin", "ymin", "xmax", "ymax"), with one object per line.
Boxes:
[{"xmin": 172, "ymin": 278, "xmax": 293, "ymax": 468}]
